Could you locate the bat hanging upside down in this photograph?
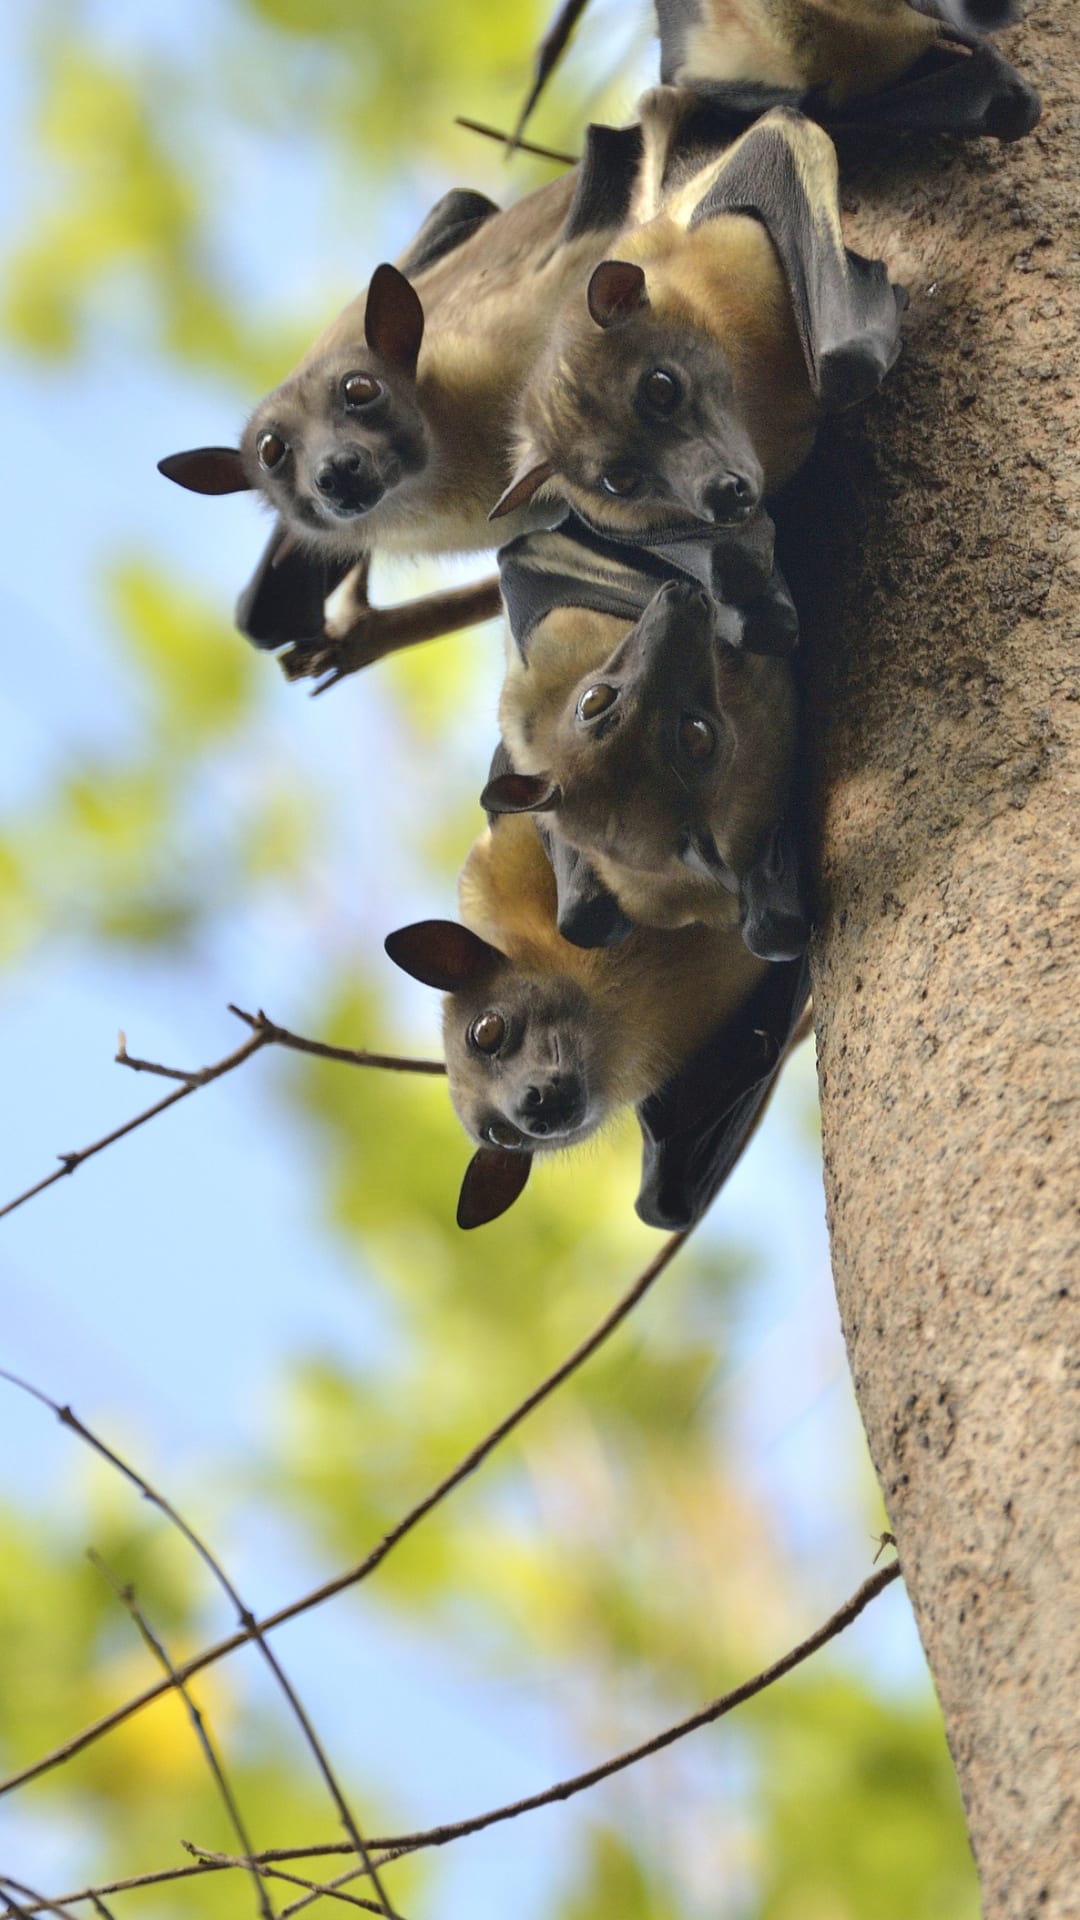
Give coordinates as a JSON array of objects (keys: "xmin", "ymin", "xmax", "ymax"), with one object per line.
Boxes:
[{"xmin": 385, "ymin": 807, "xmax": 809, "ymax": 1231}]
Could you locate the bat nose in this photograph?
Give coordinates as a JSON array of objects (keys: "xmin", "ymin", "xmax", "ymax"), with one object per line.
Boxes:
[
  {"xmin": 701, "ymin": 473, "xmax": 758, "ymax": 526},
  {"xmin": 517, "ymin": 1076, "xmax": 586, "ymax": 1138},
  {"xmin": 314, "ymin": 452, "xmax": 384, "ymax": 513}
]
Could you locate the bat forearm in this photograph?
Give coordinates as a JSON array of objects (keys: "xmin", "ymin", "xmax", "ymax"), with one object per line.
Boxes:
[{"xmin": 278, "ymin": 575, "xmax": 504, "ymax": 691}]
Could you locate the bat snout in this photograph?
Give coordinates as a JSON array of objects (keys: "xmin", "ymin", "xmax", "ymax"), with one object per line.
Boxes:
[
  {"xmin": 313, "ymin": 451, "xmax": 386, "ymax": 517},
  {"xmin": 700, "ymin": 472, "xmax": 759, "ymax": 527},
  {"xmin": 513, "ymin": 1074, "xmax": 587, "ymax": 1140}
]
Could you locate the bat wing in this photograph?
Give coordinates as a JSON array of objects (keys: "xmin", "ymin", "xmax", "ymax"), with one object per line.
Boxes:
[
  {"xmin": 234, "ymin": 525, "xmax": 354, "ymax": 651},
  {"xmin": 395, "ymin": 188, "xmax": 501, "ymax": 280},
  {"xmin": 689, "ymin": 107, "xmax": 905, "ymax": 411},
  {"xmin": 635, "ymin": 950, "xmax": 811, "ymax": 1230},
  {"xmin": 562, "ymin": 122, "xmax": 644, "ymax": 241},
  {"xmin": 821, "ymin": 32, "xmax": 1039, "ymax": 143}
]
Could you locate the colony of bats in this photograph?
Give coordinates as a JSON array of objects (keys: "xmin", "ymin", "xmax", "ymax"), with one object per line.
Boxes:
[{"xmin": 159, "ymin": 0, "xmax": 1039, "ymax": 1231}]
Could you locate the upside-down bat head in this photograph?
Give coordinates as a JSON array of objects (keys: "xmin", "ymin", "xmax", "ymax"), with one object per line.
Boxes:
[
  {"xmin": 491, "ymin": 261, "xmax": 764, "ymax": 539},
  {"xmin": 157, "ymin": 265, "xmax": 429, "ymax": 559},
  {"xmin": 489, "ymin": 580, "xmax": 803, "ymax": 954},
  {"xmin": 384, "ymin": 918, "xmax": 624, "ymax": 1227}
]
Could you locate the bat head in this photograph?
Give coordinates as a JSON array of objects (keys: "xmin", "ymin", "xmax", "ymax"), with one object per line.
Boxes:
[
  {"xmin": 492, "ymin": 261, "xmax": 763, "ymax": 539},
  {"xmin": 158, "ymin": 266, "xmax": 429, "ymax": 557},
  {"xmin": 384, "ymin": 919, "xmax": 620, "ymax": 1226},
  {"xmin": 491, "ymin": 580, "xmax": 796, "ymax": 930}
]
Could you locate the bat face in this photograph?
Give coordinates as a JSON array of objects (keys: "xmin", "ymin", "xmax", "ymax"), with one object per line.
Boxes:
[
  {"xmin": 443, "ymin": 964, "xmax": 613, "ymax": 1156},
  {"xmin": 239, "ymin": 346, "xmax": 429, "ymax": 555},
  {"xmin": 504, "ymin": 284, "xmax": 764, "ymax": 540}
]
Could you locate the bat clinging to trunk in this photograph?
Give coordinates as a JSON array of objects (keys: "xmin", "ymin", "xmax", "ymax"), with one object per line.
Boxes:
[
  {"xmin": 513, "ymin": 0, "xmax": 1038, "ymax": 152},
  {"xmin": 158, "ymin": 131, "xmax": 647, "ymax": 682},
  {"xmin": 385, "ymin": 809, "xmax": 808, "ymax": 1230},
  {"xmin": 491, "ymin": 105, "xmax": 905, "ymax": 543},
  {"xmin": 487, "ymin": 514, "xmax": 807, "ymax": 959}
]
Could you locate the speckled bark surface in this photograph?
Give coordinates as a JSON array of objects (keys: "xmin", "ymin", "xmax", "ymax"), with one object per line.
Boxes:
[{"xmin": 778, "ymin": 8, "xmax": 1078, "ymax": 1914}]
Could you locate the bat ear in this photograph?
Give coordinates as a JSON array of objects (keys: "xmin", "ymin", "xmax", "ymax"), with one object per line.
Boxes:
[
  {"xmin": 587, "ymin": 260, "xmax": 649, "ymax": 329},
  {"xmin": 364, "ymin": 263, "xmax": 425, "ymax": 376},
  {"xmin": 384, "ymin": 919, "xmax": 503, "ymax": 992},
  {"xmin": 481, "ymin": 771, "xmax": 562, "ymax": 815},
  {"xmin": 457, "ymin": 1146, "xmax": 532, "ymax": 1229},
  {"xmin": 489, "ymin": 457, "xmax": 554, "ymax": 523},
  {"xmin": 157, "ymin": 447, "xmax": 252, "ymax": 495}
]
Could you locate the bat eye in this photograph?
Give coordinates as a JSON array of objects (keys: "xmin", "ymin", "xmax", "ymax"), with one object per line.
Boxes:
[
  {"xmin": 641, "ymin": 367, "xmax": 681, "ymax": 414},
  {"xmin": 600, "ymin": 466, "xmax": 639, "ymax": 498},
  {"xmin": 256, "ymin": 431, "xmax": 287, "ymax": 472},
  {"xmin": 342, "ymin": 371, "xmax": 383, "ymax": 409},
  {"xmin": 577, "ymin": 683, "xmax": 617, "ymax": 721},
  {"xmin": 679, "ymin": 716, "xmax": 716, "ymax": 761},
  {"xmin": 468, "ymin": 1011, "xmax": 506, "ymax": 1054},
  {"xmin": 485, "ymin": 1118, "xmax": 526, "ymax": 1151}
]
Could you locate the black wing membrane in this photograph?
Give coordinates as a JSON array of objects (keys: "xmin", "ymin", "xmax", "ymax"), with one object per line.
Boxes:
[
  {"xmin": 483, "ymin": 741, "xmax": 632, "ymax": 949},
  {"xmin": 235, "ymin": 526, "xmax": 354, "ymax": 651},
  {"xmin": 634, "ymin": 949, "xmax": 811, "ymax": 1230},
  {"xmin": 689, "ymin": 107, "xmax": 905, "ymax": 411},
  {"xmin": 395, "ymin": 188, "xmax": 501, "ymax": 280}
]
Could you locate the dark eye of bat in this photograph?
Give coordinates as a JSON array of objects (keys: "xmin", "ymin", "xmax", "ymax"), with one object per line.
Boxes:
[
  {"xmin": 468, "ymin": 1011, "xmax": 506, "ymax": 1054},
  {"xmin": 600, "ymin": 466, "xmax": 640, "ymax": 498},
  {"xmin": 256, "ymin": 431, "xmax": 287, "ymax": 472},
  {"xmin": 578, "ymin": 683, "xmax": 618, "ymax": 721},
  {"xmin": 342, "ymin": 372, "xmax": 383, "ymax": 408},
  {"xmin": 640, "ymin": 368, "xmax": 681, "ymax": 414},
  {"xmin": 486, "ymin": 1118, "xmax": 526, "ymax": 1151},
  {"xmin": 679, "ymin": 716, "xmax": 716, "ymax": 761}
]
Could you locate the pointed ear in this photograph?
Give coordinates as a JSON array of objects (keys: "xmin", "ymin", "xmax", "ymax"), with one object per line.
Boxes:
[
  {"xmin": 489, "ymin": 457, "xmax": 554, "ymax": 523},
  {"xmin": 364, "ymin": 263, "xmax": 425, "ymax": 375},
  {"xmin": 481, "ymin": 771, "xmax": 562, "ymax": 815},
  {"xmin": 157, "ymin": 448, "xmax": 252, "ymax": 495},
  {"xmin": 587, "ymin": 260, "xmax": 648, "ymax": 329},
  {"xmin": 457, "ymin": 1146, "xmax": 532, "ymax": 1229},
  {"xmin": 384, "ymin": 920, "xmax": 503, "ymax": 993}
]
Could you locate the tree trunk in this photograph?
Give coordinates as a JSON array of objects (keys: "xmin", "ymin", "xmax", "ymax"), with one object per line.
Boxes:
[{"xmin": 786, "ymin": 6, "xmax": 1079, "ymax": 1912}]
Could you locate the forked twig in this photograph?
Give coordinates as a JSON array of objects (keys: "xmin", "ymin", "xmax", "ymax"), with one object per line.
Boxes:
[
  {"xmin": 0, "ymin": 1373, "xmax": 399, "ymax": 1920},
  {"xmin": 86, "ymin": 1551, "xmax": 274, "ymax": 1920},
  {"xmin": 0, "ymin": 1229, "xmax": 690, "ymax": 1798},
  {"xmin": 0, "ymin": 1006, "xmax": 443, "ymax": 1223}
]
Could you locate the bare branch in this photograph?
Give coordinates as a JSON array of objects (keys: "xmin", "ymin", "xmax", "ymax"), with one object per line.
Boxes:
[
  {"xmin": 0, "ymin": 1007, "xmax": 443, "ymax": 1223},
  {"xmin": 225, "ymin": 1006, "xmax": 445, "ymax": 1076},
  {"xmin": 0, "ymin": 1374, "xmax": 399, "ymax": 1920},
  {"xmin": 0, "ymin": 1228, "xmax": 690, "ymax": 1797},
  {"xmin": 0, "ymin": 1879, "xmax": 84, "ymax": 1920},
  {"xmin": 87, "ymin": 1551, "xmax": 274, "ymax": 1920},
  {"xmin": 28, "ymin": 1558, "xmax": 898, "ymax": 1919},
  {"xmin": 453, "ymin": 116, "xmax": 577, "ymax": 165},
  {"xmin": 182, "ymin": 1852, "xmax": 404, "ymax": 1915},
  {"xmin": 274, "ymin": 1560, "xmax": 903, "ymax": 1919}
]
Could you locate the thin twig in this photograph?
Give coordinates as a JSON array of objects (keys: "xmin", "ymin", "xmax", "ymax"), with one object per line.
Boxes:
[
  {"xmin": 226, "ymin": 1007, "xmax": 444, "ymax": 1076},
  {"xmin": 0, "ymin": 1879, "xmax": 84, "ymax": 1920},
  {"xmin": 0, "ymin": 1375, "xmax": 399, "ymax": 1920},
  {"xmin": 0, "ymin": 1008, "xmax": 443, "ymax": 1223},
  {"xmin": 86, "ymin": 1551, "xmax": 274, "ymax": 1920},
  {"xmin": 0, "ymin": 1229, "xmax": 689, "ymax": 1798},
  {"xmin": 26, "ymin": 1558, "xmax": 899, "ymax": 1918},
  {"xmin": 181, "ymin": 1853, "xmax": 401, "ymax": 1915},
  {"xmin": 453, "ymin": 116, "xmax": 577, "ymax": 165}
]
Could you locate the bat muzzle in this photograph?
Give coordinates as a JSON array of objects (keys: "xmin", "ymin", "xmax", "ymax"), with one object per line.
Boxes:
[
  {"xmin": 313, "ymin": 452, "xmax": 387, "ymax": 518},
  {"xmin": 512, "ymin": 1074, "xmax": 588, "ymax": 1140}
]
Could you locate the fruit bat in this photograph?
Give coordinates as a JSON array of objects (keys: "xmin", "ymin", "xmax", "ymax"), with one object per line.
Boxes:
[
  {"xmin": 156, "ymin": 124, "xmax": 646, "ymax": 681},
  {"xmin": 484, "ymin": 512, "xmax": 808, "ymax": 961},
  {"xmin": 511, "ymin": 0, "xmax": 1038, "ymax": 151},
  {"xmin": 384, "ymin": 809, "xmax": 809, "ymax": 1230},
  {"xmin": 490, "ymin": 104, "xmax": 905, "ymax": 545}
]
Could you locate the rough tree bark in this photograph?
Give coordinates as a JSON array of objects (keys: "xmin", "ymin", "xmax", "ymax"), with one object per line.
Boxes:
[{"xmin": 784, "ymin": 4, "xmax": 1078, "ymax": 1913}]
